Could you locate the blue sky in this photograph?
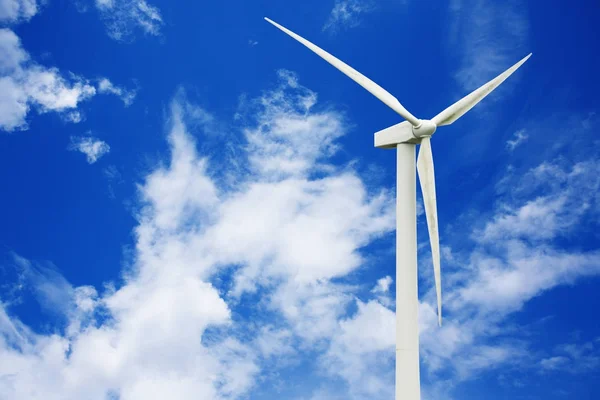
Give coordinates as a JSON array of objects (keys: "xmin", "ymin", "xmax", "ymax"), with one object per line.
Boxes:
[{"xmin": 1, "ymin": 0, "xmax": 599, "ymax": 399}]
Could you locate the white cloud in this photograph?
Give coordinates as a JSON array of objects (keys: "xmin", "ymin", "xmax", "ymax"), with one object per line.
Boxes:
[
  {"xmin": 0, "ymin": 29, "xmax": 139, "ymax": 132},
  {"xmin": 418, "ymin": 155, "xmax": 600, "ymax": 386},
  {"xmin": 540, "ymin": 339, "xmax": 600, "ymax": 374},
  {"xmin": 0, "ymin": 72, "xmax": 398, "ymax": 399},
  {"xmin": 242, "ymin": 70, "xmax": 343, "ymax": 179},
  {"xmin": 322, "ymin": 299, "xmax": 395, "ymax": 399},
  {"xmin": 63, "ymin": 110, "xmax": 83, "ymax": 123},
  {"xmin": 253, "ymin": 326, "xmax": 295, "ymax": 359},
  {"xmin": 458, "ymin": 247, "xmax": 600, "ymax": 313},
  {"xmin": 371, "ymin": 276, "xmax": 394, "ymax": 307},
  {"xmin": 0, "ymin": 76, "xmax": 28, "ymax": 130},
  {"xmin": 0, "ymin": 27, "xmax": 27, "ymax": 70},
  {"xmin": 92, "ymin": 0, "xmax": 163, "ymax": 41},
  {"xmin": 539, "ymin": 356, "xmax": 569, "ymax": 371},
  {"xmin": 104, "ymin": 165, "xmax": 123, "ymax": 198},
  {"xmin": 269, "ymin": 280, "xmax": 354, "ymax": 343},
  {"xmin": 98, "ymin": 78, "xmax": 137, "ymax": 106},
  {"xmin": 8, "ymin": 254, "xmax": 75, "ymax": 316},
  {"xmin": 69, "ymin": 135, "xmax": 111, "ymax": 163},
  {"xmin": 205, "ymin": 71, "xmax": 394, "ymax": 301},
  {"xmin": 2, "ymin": 66, "xmax": 598, "ymax": 400},
  {"xmin": 482, "ymin": 159, "xmax": 600, "ymax": 244},
  {"xmin": 139, "ymin": 105, "xmax": 219, "ymax": 231},
  {"xmin": 0, "ymin": 29, "xmax": 96, "ymax": 131},
  {"xmin": 23, "ymin": 66, "xmax": 96, "ymax": 110},
  {"xmin": 0, "ymin": 0, "xmax": 38, "ymax": 24},
  {"xmin": 1, "ymin": 0, "xmax": 161, "ymax": 40},
  {"xmin": 372, "ymin": 275, "xmax": 392, "ymax": 293},
  {"xmin": 506, "ymin": 128, "xmax": 528, "ymax": 151},
  {"xmin": 323, "ymin": 0, "xmax": 374, "ymax": 33}
]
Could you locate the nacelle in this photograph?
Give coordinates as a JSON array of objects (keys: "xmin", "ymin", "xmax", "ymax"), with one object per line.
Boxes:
[{"xmin": 412, "ymin": 120, "xmax": 437, "ymax": 138}]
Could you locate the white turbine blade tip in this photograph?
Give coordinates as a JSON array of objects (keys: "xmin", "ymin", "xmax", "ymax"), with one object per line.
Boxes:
[
  {"xmin": 264, "ymin": 17, "xmax": 278, "ymax": 26},
  {"xmin": 263, "ymin": 17, "xmax": 420, "ymax": 125},
  {"xmin": 432, "ymin": 53, "xmax": 532, "ymax": 126}
]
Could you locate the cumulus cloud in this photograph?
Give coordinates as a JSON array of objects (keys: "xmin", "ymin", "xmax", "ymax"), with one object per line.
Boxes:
[
  {"xmin": 323, "ymin": 0, "xmax": 374, "ymax": 33},
  {"xmin": 0, "ymin": 72, "xmax": 396, "ymax": 399},
  {"xmin": 2, "ymin": 66, "xmax": 598, "ymax": 399},
  {"xmin": 0, "ymin": 29, "xmax": 139, "ymax": 132},
  {"xmin": 323, "ymin": 300, "xmax": 395, "ymax": 398},
  {"xmin": 0, "ymin": 28, "xmax": 97, "ymax": 131},
  {"xmin": 0, "ymin": 0, "xmax": 38, "ymax": 24},
  {"xmin": 92, "ymin": 0, "xmax": 163, "ymax": 41},
  {"xmin": 69, "ymin": 135, "xmax": 111, "ymax": 163}
]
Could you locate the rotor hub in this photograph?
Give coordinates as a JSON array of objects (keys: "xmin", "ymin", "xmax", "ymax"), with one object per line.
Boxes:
[{"xmin": 412, "ymin": 119, "xmax": 437, "ymax": 138}]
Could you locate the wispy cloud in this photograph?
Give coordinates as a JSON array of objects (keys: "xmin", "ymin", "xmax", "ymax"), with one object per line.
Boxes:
[
  {"xmin": 3, "ymin": 0, "xmax": 162, "ymax": 41},
  {"xmin": 323, "ymin": 0, "xmax": 375, "ymax": 33},
  {"xmin": 505, "ymin": 128, "xmax": 528, "ymax": 151},
  {"xmin": 69, "ymin": 135, "xmax": 111, "ymax": 163},
  {"xmin": 0, "ymin": 0, "xmax": 39, "ymax": 24},
  {"xmin": 103, "ymin": 164, "xmax": 124, "ymax": 198},
  {"xmin": 539, "ymin": 356, "xmax": 569, "ymax": 371},
  {"xmin": 540, "ymin": 339, "xmax": 600, "ymax": 374},
  {"xmin": 419, "ymin": 151, "xmax": 600, "ymax": 387},
  {"xmin": 8, "ymin": 254, "xmax": 76, "ymax": 316},
  {"xmin": 448, "ymin": 0, "xmax": 529, "ymax": 93},
  {"xmin": 92, "ymin": 0, "xmax": 164, "ymax": 41},
  {"xmin": 97, "ymin": 78, "xmax": 137, "ymax": 106}
]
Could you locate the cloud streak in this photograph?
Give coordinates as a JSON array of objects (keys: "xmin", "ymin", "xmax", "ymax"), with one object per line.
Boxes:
[
  {"xmin": 448, "ymin": 0, "xmax": 529, "ymax": 93},
  {"xmin": 505, "ymin": 128, "xmax": 528, "ymax": 151},
  {"xmin": 323, "ymin": 0, "xmax": 374, "ymax": 33},
  {"xmin": 93, "ymin": 0, "xmax": 164, "ymax": 41}
]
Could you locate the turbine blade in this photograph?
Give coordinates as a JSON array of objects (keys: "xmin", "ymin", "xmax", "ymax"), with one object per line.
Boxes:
[
  {"xmin": 416, "ymin": 137, "xmax": 442, "ymax": 326},
  {"xmin": 264, "ymin": 17, "xmax": 420, "ymax": 126},
  {"xmin": 432, "ymin": 53, "xmax": 532, "ymax": 126}
]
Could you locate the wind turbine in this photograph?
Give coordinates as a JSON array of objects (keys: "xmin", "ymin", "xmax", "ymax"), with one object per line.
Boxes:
[{"xmin": 264, "ymin": 17, "xmax": 530, "ymax": 400}]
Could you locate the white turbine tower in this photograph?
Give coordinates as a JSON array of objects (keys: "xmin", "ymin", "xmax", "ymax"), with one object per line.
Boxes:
[{"xmin": 264, "ymin": 17, "xmax": 530, "ymax": 400}]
